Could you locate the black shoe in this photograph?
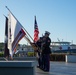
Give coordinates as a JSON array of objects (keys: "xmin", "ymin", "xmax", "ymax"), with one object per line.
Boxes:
[
  {"xmin": 44, "ymin": 69, "xmax": 49, "ymax": 72},
  {"xmin": 37, "ymin": 66, "xmax": 40, "ymax": 68}
]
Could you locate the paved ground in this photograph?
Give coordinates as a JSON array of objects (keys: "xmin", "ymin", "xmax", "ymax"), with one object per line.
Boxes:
[{"xmin": 36, "ymin": 61, "xmax": 76, "ymax": 75}]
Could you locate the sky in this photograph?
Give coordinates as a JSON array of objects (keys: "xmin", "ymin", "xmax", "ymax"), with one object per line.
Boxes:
[{"xmin": 0, "ymin": 0, "xmax": 76, "ymax": 44}]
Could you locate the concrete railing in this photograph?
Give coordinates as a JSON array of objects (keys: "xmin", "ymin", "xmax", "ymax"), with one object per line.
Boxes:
[
  {"xmin": 0, "ymin": 61, "xmax": 37, "ymax": 75},
  {"xmin": 0, "ymin": 57, "xmax": 37, "ymax": 61},
  {"xmin": 65, "ymin": 55, "xmax": 76, "ymax": 63}
]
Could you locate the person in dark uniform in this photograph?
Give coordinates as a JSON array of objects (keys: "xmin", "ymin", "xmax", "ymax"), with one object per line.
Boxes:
[
  {"xmin": 36, "ymin": 37, "xmax": 42, "ymax": 68},
  {"xmin": 42, "ymin": 31, "xmax": 51, "ymax": 72}
]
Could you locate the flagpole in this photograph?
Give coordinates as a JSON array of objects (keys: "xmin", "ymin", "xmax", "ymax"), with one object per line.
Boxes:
[{"xmin": 5, "ymin": 6, "xmax": 34, "ymax": 42}]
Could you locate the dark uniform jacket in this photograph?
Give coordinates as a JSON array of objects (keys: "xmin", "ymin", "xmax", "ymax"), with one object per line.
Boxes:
[{"xmin": 42, "ymin": 37, "xmax": 51, "ymax": 54}]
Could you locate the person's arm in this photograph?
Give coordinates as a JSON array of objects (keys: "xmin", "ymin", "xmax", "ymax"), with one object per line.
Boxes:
[{"xmin": 45, "ymin": 38, "xmax": 51, "ymax": 47}]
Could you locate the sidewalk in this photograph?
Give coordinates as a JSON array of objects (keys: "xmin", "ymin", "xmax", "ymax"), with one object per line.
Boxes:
[{"xmin": 36, "ymin": 61, "xmax": 76, "ymax": 75}]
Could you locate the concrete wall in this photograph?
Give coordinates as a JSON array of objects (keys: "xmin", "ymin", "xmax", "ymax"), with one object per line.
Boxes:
[
  {"xmin": 66, "ymin": 55, "xmax": 76, "ymax": 63},
  {"xmin": 0, "ymin": 61, "xmax": 37, "ymax": 75}
]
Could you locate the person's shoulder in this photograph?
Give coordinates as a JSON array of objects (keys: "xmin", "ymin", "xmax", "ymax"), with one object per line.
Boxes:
[
  {"xmin": 48, "ymin": 37, "xmax": 51, "ymax": 40},
  {"xmin": 46, "ymin": 37, "xmax": 51, "ymax": 42},
  {"xmin": 48, "ymin": 37, "xmax": 51, "ymax": 42}
]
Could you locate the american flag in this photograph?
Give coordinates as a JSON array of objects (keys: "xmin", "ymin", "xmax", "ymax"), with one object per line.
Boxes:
[{"xmin": 34, "ymin": 16, "xmax": 39, "ymax": 42}]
